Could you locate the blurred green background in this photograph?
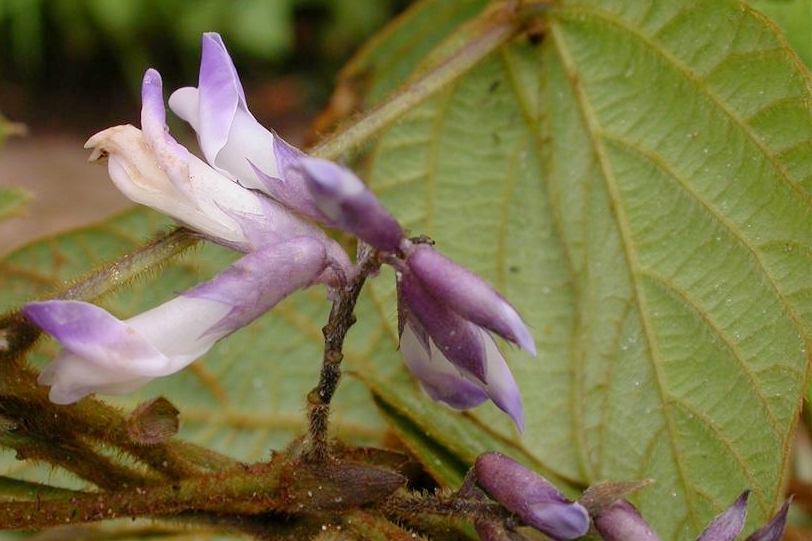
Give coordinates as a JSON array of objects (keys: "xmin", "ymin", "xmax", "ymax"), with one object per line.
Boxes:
[{"xmin": 0, "ymin": 0, "xmax": 409, "ymax": 133}]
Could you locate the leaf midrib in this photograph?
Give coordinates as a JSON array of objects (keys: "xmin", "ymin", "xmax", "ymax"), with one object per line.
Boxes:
[{"xmin": 549, "ymin": 19, "xmax": 702, "ymax": 532}]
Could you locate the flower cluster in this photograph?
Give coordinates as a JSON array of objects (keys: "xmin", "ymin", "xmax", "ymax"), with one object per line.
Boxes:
[
  {"xmin": 592, "ymin": 490, "xmax": 791, "ymax": 541},
  {"xmin": 23, "ymin": 33, "xmax": 535, "ymax": 430},
  {"xmin": 470, "ymin": 452, "xmax": 791, "ymax": 541}
]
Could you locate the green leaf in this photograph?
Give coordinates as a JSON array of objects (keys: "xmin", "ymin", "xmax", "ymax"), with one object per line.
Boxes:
[
  {"xmin": 749, "ymin": 0, "xmax": 812, "ymax": 69},
  {"xmin": 0, "ymin": 187, "xmax": 31, "ymax": 222},
  {"xmin": 342, "ymin": 1, "xmax": 812, "ymax": 539}
]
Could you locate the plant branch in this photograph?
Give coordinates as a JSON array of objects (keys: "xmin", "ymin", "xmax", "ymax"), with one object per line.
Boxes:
[
  {"xmin": 309, "ymin": 4, "xmax": 521, "ymax": 160},
  {"xmin": 302, "ymin": 254, "xmax": 382, "ymax": 462}
]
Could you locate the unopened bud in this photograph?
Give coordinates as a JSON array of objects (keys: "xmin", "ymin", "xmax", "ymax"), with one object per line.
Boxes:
[
  {"xmin": 696, "ymin": 491, "xmax": 748, "ymax": 541},
  {"xmin": 593, "ymin": 499, "xmax": 662, "ymax": 541},
  {"xmin": 745, "ymin": 496, "xmax": 791, "ymax": 541},
  {"xmin": 474, "ymin": 452, "xmax": 588, "ymax": 540},
  {"xmin": 298, "ymin": 157, "xmax": 404, "ymax": 252}
]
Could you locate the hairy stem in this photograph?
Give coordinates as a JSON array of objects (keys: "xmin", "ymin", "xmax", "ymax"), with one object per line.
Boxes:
[
  {"xmin": 309, "ymin": 4, "xmax": 521, "ymax": 160},
  {"xmin": 303, "ymin": 254, "xmax": 381, "ymax": 462},
  {"xmin": 0, "ymin": 227, "xmax": 198, "ymax": 364}
]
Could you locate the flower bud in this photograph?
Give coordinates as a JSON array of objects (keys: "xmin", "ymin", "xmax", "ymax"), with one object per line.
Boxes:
[
  {"xmin": 474, "ymin": 452, "xmax": 589, "ymax": 540},
  {"xmin": 593, "ymin": 499, "xmax": 662, "ymax": 541},
  {"xmin": 696, "ymin": 492, "xmax": 748, "ymax": 541},
  {"xmin": 744, "ymin": 497, "xmax": 791, "ymax": 541},
  {"xmin": 297, "ymin": 157, "xmax": 404, "ymax": 252}
]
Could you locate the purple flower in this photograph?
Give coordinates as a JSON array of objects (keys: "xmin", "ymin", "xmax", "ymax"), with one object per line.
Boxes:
[
  {"xmin": 168, "ymin": 33, "xmax": 328, "ymax": 223},
  {"xmin": 593, "ymin": 491, "xmax": 791, "ymax": 541},
  {"xmin": 24, "ymin": 237, "xmax": 328, "ymax": 404},
  {"xmin": 474, "ymin": 452, "xmax": 589, "ymax": 540},
  {"xmin": 394, "ymin": 241, "xmax": 534, "ymax": 431},
  {"xmin": 86, "ymin": 68, "xmax": 351, "ymax": 286}
]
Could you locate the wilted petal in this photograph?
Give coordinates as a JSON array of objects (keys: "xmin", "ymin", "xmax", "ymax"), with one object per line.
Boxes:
[
  {"xmin": 743, "ymin": 497, "xmax": 791, "ymax": 541},
  {"xmin": 593, "ymin": 499, "xmax": 662, "ymax": 541},
  {"xmin": 405, "ymin": 243, "xmax": 535, "ymax": 355},
  {"xmin": 297, "ymin": 157, "xmax": 404, "ymax": 252},
  {"xmin": 696, "ymin": 492, "xmax": 749, "ymax": 541},
  {"xmin": 24, "ymin": 238, "xmax": 329, "ymax": 404},
  {"xmin": 87, "ymin": 72, "xmax": 270, "ymax": 250},
  {"xmin": 475, "ymin": 452, "xmax": 589, "ymax": 540}
]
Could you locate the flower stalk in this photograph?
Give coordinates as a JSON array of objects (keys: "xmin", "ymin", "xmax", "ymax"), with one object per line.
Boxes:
[{"xmin": 302, "ymin": 250, "xmax": 382, "ymax": 462}]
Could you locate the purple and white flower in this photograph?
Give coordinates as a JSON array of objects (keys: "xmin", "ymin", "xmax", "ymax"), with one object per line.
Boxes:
[
  {"xmin": 86, "ymin": 68, "xmax": 351, "ymax": 286},
  {"xmin": 24, "ymin": 237, "xmax": 328, "ymax": 404},
  {"xmin": 395, "ymin": 241, "xmax": 534, "ymax": 431},
  {"xmin": 168, "ymin": 32, "xmax": 329, "ymax": 224}
]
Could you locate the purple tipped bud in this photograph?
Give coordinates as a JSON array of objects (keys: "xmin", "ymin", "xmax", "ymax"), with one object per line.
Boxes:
[
  {"xmin": 297, "ymin": 157, "xmax": 404, "ymax": 252},
  {"xmin": 696, "ymin": 491, "xmax": 749, "ymax": 541},
  {"xmin": 593, "ymin": 499, "xmax": 662, "ymax": 541},
  {"xmin": 399, "ymin": 270, "xmax": 488, "ymax": 381},
  {"xmin": 475, "ymin": 452, "xmax": 589, "ymax": 540},
  {"xmin": 744, "ymin": 497, "xmax": 792, "ymax": 541},
  {"xmin": 405, "ymin": 244, "xmax": 535, "ymax": 355}
]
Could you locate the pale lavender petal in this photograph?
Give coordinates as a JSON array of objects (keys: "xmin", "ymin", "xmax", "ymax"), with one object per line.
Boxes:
[
  {"xmin": 23, "ymin": 301, "xmax": 166, "ymax": 375},
  {"xmin": 475, "ymin": 452, "xmax": 589, "ymax": 540},
  {"xmin": 593, "ymin": 500, "xmax": 662, "ymax": 541},
  {"xmin": 476, "ymin": 332, "xmax": 524, "ymax": 432},
  {"xmin": 169, "ymin": 32, "xmax": 281, "ymax": 192},
  {"xmin": 187, "ymin": 236, "xmax": 328, "ymax": 335},
  {"xmin": 696, "ymin": 492, "xmax": 749, "ymax": 541},
  {"xmin": 399, "ymin": 270, "xmax": 488, "ymax": 382},
  {"xmin": 196, "ymin": 32, "xmax": 248, "ymax": 166},
  {"xmin": 38, "ymin": 352, "xmax": 152, "ymax": 405},
  {"xmin": 744, "ymin": 497, "xmax": 791, "ymax": 541},
  {"xmin": 298, "ymin": 157, "xmax": 404, "ymax": 252},
  {"xmin": 399, "ymin": 322, "xmax": 488, "ymax": 410},
  {"xmin": 406, "ymin": 244, "xmax": 536, "ymax": 355}
]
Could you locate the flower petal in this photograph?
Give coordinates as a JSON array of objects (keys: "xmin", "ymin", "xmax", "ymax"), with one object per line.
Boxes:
[
  {"xmin": 398, "ymin": 270, "xmax": 488, "ymax": 382},
  {"xmin": 399, "ymin": 322, "xmax": 489, "ymax": 410},
  {"xmin": 744, "ymin": 497, "xmax": 791, "ymax": 541},
  {"xmin": 406, "ymin": 243, "xmax": 536, "ymax": 355},
  {"xmin": 169, "ymin": 32, "xmax": 283, "ymax": 192},
  {"xmin": 474, "ymin": 331, "xmax": 524, "ymax": 432},
  {"xmin": 24, "ymin": 301, "xmax": 170, "ymax": 376}
]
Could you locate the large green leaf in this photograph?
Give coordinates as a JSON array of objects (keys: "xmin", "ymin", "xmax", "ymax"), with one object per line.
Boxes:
[
  {"xmin": 2, "ymin": 1, "xmax": 812, "ymax": 540},
  {"xmin": 341, "ymin": 1, "xmax": 812, "ymax": 539}
]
